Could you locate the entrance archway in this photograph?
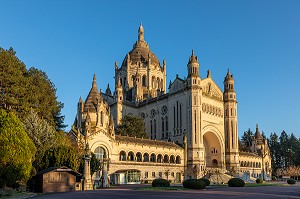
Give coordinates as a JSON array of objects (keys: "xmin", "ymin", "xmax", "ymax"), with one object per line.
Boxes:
[{"xmin": 203, "ymin": 131, "xmax": 223, "ymax": 169}]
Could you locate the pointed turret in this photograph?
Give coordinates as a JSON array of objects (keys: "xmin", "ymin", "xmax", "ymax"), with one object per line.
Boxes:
[
  {"xmin": 138, "ymin": 23, "xmax": 144, "ymax": 41},
  {"xmin": 254, "ymin": 124, "xmax": 263, "ymax": 144},
  {"xmin": 105, "ymin": 84, "xmax": 112, "ymax": 96},
  {"xmin": 84, "ymin": 74, "xmax": 102, "ymax": 113},
  {"xmin": 115, "ymin": 77, "xmax": 123, "ymax": 103},
  {"xmin": 187, "ymin": 50, "xmax": 200, "ymax": 78}
]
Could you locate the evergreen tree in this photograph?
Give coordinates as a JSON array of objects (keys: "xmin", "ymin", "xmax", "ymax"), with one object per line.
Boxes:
[
  {"xmin": 0, "ymin": 47, "xmax": 66, "ymax": 131},
  {"xmin": 116, "ymin": 115, "xmax": 147, "ymax": 138},
  {"xmin": 240, "ymin": 128, "xmax": 253, "ymax": 151},
  {"xmin": 0, "ymin": 109, "xmax": 36, "ymax": 187}
]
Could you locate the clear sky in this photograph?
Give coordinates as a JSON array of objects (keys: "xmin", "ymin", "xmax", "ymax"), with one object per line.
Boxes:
[{"xmin": 1, "ymin": 0, "xmax": 299, "ymax": 138}]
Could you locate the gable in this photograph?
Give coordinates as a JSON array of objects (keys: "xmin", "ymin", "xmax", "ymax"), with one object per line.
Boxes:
[
  {"xmin": 169, "ymin": 77, "xmax": 185, "ymax": 94},
  {"xmin": 201, "ymin": 78, "xmax": 223, "ymax": 101}
]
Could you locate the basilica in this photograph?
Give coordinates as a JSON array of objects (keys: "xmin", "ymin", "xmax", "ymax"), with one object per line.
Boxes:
[{"xmin": 69, "ymin": 24, "xmax": 272, "ymax": 188}]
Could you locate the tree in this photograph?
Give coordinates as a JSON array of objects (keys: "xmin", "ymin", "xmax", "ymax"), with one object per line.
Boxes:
[
  {"xmin": 23, "ymin": 109, "xmax": 57, "ymax": 153},
  {"xmin": 116, "ymin": 115, "xmax": 147, "ymax": 138},
  {"xmin": 240, "ymin": 128, "xmax": 253, "ymax": 152},
  {"xmin": 0, "ymin": 109, "xmax": 36, "ymax": 187},
  {"xmin": 41, "ymin": 145, "xmax": 81, "ymax": 172},
  {"xmin": 23, "ymin": 109, "xmax": 60, "ymax": 172},
  {"xmin": 0, "ymin": 47, "xmax": 65, "ymax": 131}
]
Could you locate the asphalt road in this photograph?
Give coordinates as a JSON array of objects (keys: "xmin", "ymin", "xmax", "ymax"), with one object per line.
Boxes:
[{"xmin": 34, "ymin": 184, "xmax": 300, "ymax": 199}]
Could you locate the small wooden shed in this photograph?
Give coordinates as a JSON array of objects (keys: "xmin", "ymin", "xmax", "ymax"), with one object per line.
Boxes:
[{"xmin": 35, "ymin": 166, "xmax": 81, "ymax": 193}]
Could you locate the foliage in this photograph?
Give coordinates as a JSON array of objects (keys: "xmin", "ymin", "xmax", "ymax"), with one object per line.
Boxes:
[
  {"xmin": 39, "ymin": 145, "xmax": 81, "ymax": 172},
  {"xmin": 256, "ymin": 178, "xmax": 263, "ymax": 184},
  {"xmin": 268, "ymin": 131, "xmax": 300, "ymax": 176},
  {"xmin": 90, "ymin": 153, "xmax": 101, "ymax": 178},
  {"xmin": 199, "ymin": 178, "xmax": 210, "ymax": 186},
  {"xmin": 287, "ymin": 179, "xmax": 296, "ymax": 185},
  {"xmin": 152, "ymin": 178, "xmax": 170, "ymax": 187},
  {"xmin": 182, "ymin": 179, "xmax": 206, "ymax": 189},
  {"xmin": 239, "ymin": 128, "xmax": 253, "ymax": 152},
  {"xmin": 0, "ymin": 110, "xmax": 36, "ymax": 187},
  {"xmin": 23, "ymin": 109, "xmax": 57, "ymax": 153},
  {"xmin": 116, "ymin": 115, "xmax": 147, "ymax": 138},
  {"xmin": 0, "ymin": 47, "xmax": 65, "ymax": 131},
  {"xmin": 227, "ymin": 178, "xmax": 245, "ymax": 187}
]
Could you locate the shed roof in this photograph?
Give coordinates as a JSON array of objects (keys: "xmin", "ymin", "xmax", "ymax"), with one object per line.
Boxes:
[{"xmin": 37, "ymin": 166, "xmax": 82, "ymax": 176}]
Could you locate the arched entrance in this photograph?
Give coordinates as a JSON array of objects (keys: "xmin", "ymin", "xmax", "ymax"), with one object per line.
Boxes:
[{"xmin": 203, "ymin": 131, "xmax": 223, "ymax": 169}]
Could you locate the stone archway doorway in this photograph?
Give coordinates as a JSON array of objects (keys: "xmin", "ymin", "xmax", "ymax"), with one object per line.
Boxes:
[{"xmin": 203, "ymin": 131, "xmax": 223, "ymax": 170}]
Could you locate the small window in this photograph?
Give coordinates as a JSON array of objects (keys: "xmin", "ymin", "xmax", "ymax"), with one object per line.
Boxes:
[
  {"xmin": 145, "ymin": 172, "xmax": 148, "ymax": 178},
  {"xmin": 152, "ymin": 172, "xmax": 155, "ymax": 178},
  {"xmin": 159, "ymin": 172, "xmax": 162, "ymax": 178}
]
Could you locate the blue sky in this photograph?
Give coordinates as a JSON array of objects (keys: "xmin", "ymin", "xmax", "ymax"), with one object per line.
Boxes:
[{"xmin": 1, "ymin": 0, "xmax": 299, "ymax": 138}]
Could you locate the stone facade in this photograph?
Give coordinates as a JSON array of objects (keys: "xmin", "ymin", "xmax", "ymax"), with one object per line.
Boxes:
[{"xmin": 69, "ymin": 24, "xmax": 272, "ymax": 185}]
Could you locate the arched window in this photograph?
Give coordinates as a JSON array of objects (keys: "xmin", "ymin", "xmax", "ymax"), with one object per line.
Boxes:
[
  {"xmin": 165, "ymin": 116, "xmax": 168, "ymax": 131},
  {"xmin": 94, "ymin": 146, "xmax": 106, "ymax": 160},
  {"xmin": 156, "ymin": 77, "xmax": 160, "ymax": 89},
  {"xmin": 153, "ymin": 119, "xmax": 156, "ymax": 139},
  {"xmin": 136, "ymin": 152, "xmax": 142, "ymax": 162},
  {"xmin": 143, "ymin": 153, "xmax": 149, "ymax": 162},
  {"xmin": 157, "ymin": 154, "xmax": 162, "ymax": 163},
  {"xmin": 128, "ymin": 151, "xmax": 134, "ymax": 161},
  {"xmin": 170, "ymin": 155, "xmax": 175, "ymax": 164},
  {"xmin": 152, "ymin": 76, "xmax": 155, "ymax": 88},
  {"xmin": 119, "ymin": 151, "xmax": 126, "ymax": 161},
  {"xmin": 163, "ymin": 154, "xmax": 169, "ymax": 163},
  {"xmin": 100, "ymin": 111, "xmax": 104, "ymax": 125},
  {"xmin": 150, "ymin": 153, "xmax": 156, "ymax": 162},
  {"xmin": 212, "ymin": 159, "xmax": 218, "ymax": 167},
  {"xmin": 142, "ymin": 75, "xmax": 146, "ymax": 86},
  {"xmin": 161, "ymin": 117, "xmax": 164, "ymax": 132},
  {"xmin": 150, "ymin": 120, "xmax": 153, "ymax": 139},
  {"xmin": 176, "ymin": 156, "xmax": 181, "ymax": 164}
]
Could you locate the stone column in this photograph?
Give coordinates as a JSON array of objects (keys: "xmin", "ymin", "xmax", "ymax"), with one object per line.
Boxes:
[
  {"xmin": 82, "ymin": 143, "xmax": 93, "ymax": 190},
  {"xmin": 101, "ymin": 159, "xmax": 109, "ymax": 187}
]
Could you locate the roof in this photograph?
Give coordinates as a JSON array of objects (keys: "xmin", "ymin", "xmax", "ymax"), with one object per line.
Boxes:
[
  {"xmin": 254, "ymin": 124, "xmax": 263, "ymax": 144},
  {"xmin": 115, "ymin": 135, "xmax": 183, "ymax": 150},
  {"xmin": 121, "ymin": 26, "xmax": 161, "ymax": 69},
  {"xmin": 37, "ymin": 166, "xmax": 82, "ymax": 176},
  {"xmin": 84, "ymin": 74, "xmax": 102, "ymax": 112}
]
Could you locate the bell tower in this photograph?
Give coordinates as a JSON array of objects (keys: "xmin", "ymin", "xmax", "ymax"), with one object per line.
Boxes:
[
  {"xmin": 223, "ymin": 69, "xmax": 239, "ymax": 171},
  {"xmin": 186, "ymin": 50, "xmax": 203, "ymax": 178}
]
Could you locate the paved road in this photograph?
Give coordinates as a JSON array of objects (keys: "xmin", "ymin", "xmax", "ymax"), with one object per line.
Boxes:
[{"xmin": 34, "ymin": 184, "xmax": 300, "ymax": 199}]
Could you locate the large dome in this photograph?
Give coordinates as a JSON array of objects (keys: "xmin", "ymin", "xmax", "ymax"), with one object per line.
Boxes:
[{"xmin": 121, "ymin": 24, "xmax": 161, "ymax": 68}]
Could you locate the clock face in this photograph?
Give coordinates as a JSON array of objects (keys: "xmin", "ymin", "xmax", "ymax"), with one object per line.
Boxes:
[
  {"xmin": 161, "ymin": 105, "xmax": 168, "ymax": 115},
  {"xmin": 150, "ymin": 109, "xmax": 156, "ymax": 119}
]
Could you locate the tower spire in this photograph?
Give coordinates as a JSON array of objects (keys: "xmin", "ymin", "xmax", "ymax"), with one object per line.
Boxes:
[
  {"xmin": 93, "ymin": 73, "xmax": 97, "ymax": 87},
  {"xmin": 138, "ymin": 23, "xmax": 144, "ymax": 41}
]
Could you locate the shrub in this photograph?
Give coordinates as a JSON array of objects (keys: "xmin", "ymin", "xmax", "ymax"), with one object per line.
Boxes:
[
  {"xmin": 228, "ymin": 178, "xmax": 245, "ymax": 187},
  {"xmin": 199, "ymin": 178, "xmax": 210, "ymax": 186},
  {"xmin": 287, "ymin": 179, "xmax": 296, "ymax": 185},
  {"xmin": 256, "ymin": 178, "xmax": 263, "ymax": 184},
  {"xmin": 272, "ymin": 176, "xmax": 277, "ymax": 181},
  {"xmin": 183, "ymin": 179, "xmax": 206, "ymax": 189},
  {"xmin": 152, "ymin": 178, "xmax": 170, "ymax": 187}
]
